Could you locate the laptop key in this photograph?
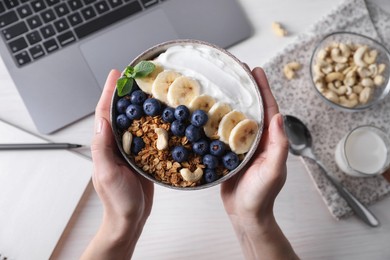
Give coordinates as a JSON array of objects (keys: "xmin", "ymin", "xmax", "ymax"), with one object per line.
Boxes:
[
  {"xmin": 68, "ymin": 12, "xmax": 83, "ymax": 26},
  {"xmin": 43, "ymin": 38, "xmax": 58, "ymax": 53},
  {"xmin": 0, "ymin": 10, "xmax": 18, "ymax": 28},
  {"xmin": 75, "ymin": 1, "xmax": 142, "ymax": 39},
  {"xmin": 57, "ymin": 31, "xmax": 76, "ymax": 46},
  {"xmin": 40, "ymin": 24, "xmax": 55, "ymax": 38},
  {"xmin": 16, "ymin": 4, "xmax": 33, "ymax": 18},
  {"xmin": 54, "ymin": 18, "xmax": 69, "ymax": 33},
  {"xmin": 31, "ymin": 0, "xmax": 47, "ymax": 13},
  {"xmin": 54, "ymin": 3, "xmax": 70, "ymax": 17},
  {"xmin": 0, "ymin": 3, "xmax": 5, "ymax": 14},
  {"xmin": 108, "ymin": 0, "xmax": 123, "ymax": 8},
  {"xmin": 29, "ymin": 44, "xmax": 45, "ymax": 59},
  {"xmin": 8, "ymin": 37, "xmax": 28, "ymax": 53},
  {"xmin": 4, "ymin": 0, "xmax": 20, "ymax": 9},
  {"xmin": 26, "ymin": 15, "xmax": 43, "ymax": 29},
  {"xmin": 68, "ymin": 0, "xmax": 83, "ymax": 11},
  {"xmin": 94, "ymin": 1, "xmax": 110, "ymax": 14},
  {"xmin": 15, "ymin": 51, "xmax": 31, "ymax": 66},
  {"xmin": 41, "ymin": 9, "xmax": 56, "ymax": 23},
  {"xmin": 45, "ymin": 0, "xmax": 60, "ymax": 6},
  {"xmin": 26, "ymin": 30, "xmax": 42, "ymax": 44},
  {"xmin": 2, "ymin": 21, "xmax": 28, "ymax": 40},
  {"xmin": 81, "ymin": 6, "xmax": 96, "ymax": 20}
]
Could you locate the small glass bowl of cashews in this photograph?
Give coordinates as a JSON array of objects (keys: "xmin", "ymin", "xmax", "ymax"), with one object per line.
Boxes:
[{"xmin": 310, "ymin": 31, "xmax": 390, "ymax": 111}]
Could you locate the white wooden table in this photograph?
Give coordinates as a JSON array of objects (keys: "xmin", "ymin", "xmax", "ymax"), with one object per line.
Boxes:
[{"xmin": 1, "ymin": 0, "xmax": 390, "ymax": 259}]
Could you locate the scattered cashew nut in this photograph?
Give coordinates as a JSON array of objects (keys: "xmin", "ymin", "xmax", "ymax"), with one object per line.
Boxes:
[
  {"xmin": 272, "ymin": 22, "xmax": 288, "ymax": 37},
  {"xmin": 180, "ymin": 167, "xmax": 204, "ymax": 182},
  {"xmin": 122, "ymin": 131, "xmax": 133, "ymax": 155},
  {"xmin": 155, "ymin": 128, "xmax": 168, "ymax": 150},
  {"xmin": 283, "ymin": 61, "xmax": 301, "ymax": 80}
]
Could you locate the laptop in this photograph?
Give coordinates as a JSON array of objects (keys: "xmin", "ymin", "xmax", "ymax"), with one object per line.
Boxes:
[{"xmin": 0, "ymin": 0, "xmax": 252, "ymax": 134}]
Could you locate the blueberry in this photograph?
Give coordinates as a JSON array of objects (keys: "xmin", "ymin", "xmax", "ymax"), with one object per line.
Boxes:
[
  {"xmin": 192, "ymin": 139, "xmax": 209, "ymax": 156},
  {"xmin": 126, "ymin": 104, "xmax": 144, "ymax": 120},
  {"xmin": 143, "ymin": 98, "xmax": 162, "ymax": 116},
  {"xmin": 116, "ymin": 114, "xmax": 131, "ymax": 130},
  {"xmin": 204, "ymin": 169, "xmax": 219, "ymax": 183},
  {"xmin": 209, "ymin": 140, "xmax": 226, "ymax": 157},
  {"xmin": 172, "ymin": 146, "xmax": 189, "ymax": 162},
  {"xmin": 130, "ymin": 90, "xmax": 147, "ymax": 105},
  {"xmin": 203, "ymin": 154, "xmax": 218, "ymax": 169},
  {"xmin": 185, "ymin": 125, "xmax": 202, "ymax": 142},
  {"xmin": 170, "ymin": 120, "xmax": 187, "ymax": 136},
  {"xmin": 191, "ymin": 109, "xmax": 208, "ymax": 127},
  {"xmin": 116, "ymin": 97, "xmax": 131, "ymax": 113},
  {"xmin": 162, "ymin": 107, "xmax": 175, "ymax": 123},
  {"xmin": 174, "ymin": 105, "xmax": 190, "ymax": 121},
  {"xmin": 222, "ymin": 152, "xmax": 240, "ymax": 170},
  {"xmin": 131, "ymin": 137, "xmax": 145, "ymax": 155}
]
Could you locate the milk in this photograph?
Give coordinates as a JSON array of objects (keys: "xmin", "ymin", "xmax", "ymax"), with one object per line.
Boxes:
[{"xmin": 335, "ymin": 126, "xmax": 390, "ymax": 177}]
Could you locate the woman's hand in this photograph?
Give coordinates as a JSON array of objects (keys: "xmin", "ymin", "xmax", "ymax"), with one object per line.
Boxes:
[
  {"xmin": 221, "ymin": 67, "xmax": 298, "ymax": 260},
  {"xmin": 81, "ymin": 70, "xmax": 154, "ymax": 260}
]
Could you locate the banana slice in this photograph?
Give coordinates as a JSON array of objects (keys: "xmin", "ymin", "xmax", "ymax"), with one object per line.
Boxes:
[
  {"xmin": 204, "ymin": 102, "xmax": 232, "ymax": 138},
  {"xmin": 152, "ymin": 70, "xmax": 181, "ymax": 104},
  {"xmin": 167, "ymin": 76, "xmax": 201, "ymax": 107},
  {"xmin": 188, "ymin": 94, "xmax": 216, "ymax": 112},
  {"xmin": 134, "ymin": 61, "xmax": 164, "ymax": 94},
  {"xmin": 218, "ymin": 110, "xmax": 246, "ymax": 144},
  {"xmin": 229, "ymin": 119, "xmax": 259, "ymax": 154}
]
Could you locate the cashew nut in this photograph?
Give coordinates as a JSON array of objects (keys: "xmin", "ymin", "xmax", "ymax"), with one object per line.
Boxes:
[
  {"xmin": 317, "ymin": 49, "xmax": 328, "ymax": 60},
  {"xmin": 359, "ymin": 87, "xmax": 373, "ymax": 104},
  {"xmin": 378, "ymin": 64, "xmax": 386, "ymax": 74},
  {"xmin": 155, "ymin": 128, "xmax": 168, "ymax": 150},
  {"xmin": 271, "ymin": 22, "xmax": 287, "ymax": 37},
  {"xmin": 353, "ymin": 46, "xmax": 368, "ymax": 67},
  {"xmin": 325, "ymin": 72, "xmax": 344, "ymax": 82},
  {"xmin": 324, "ymin": 90, "xmax": 340, "ymax": 103},
  {"xmin": 328, "ymin": 82, "xmax": 347, "ymax": 95},
  {"xmin": 363, "ymin": 49, "xmax": 378, "ymax": 64},
  {"xmin": 368, "ymin": 64, "xmax": 378, "ymax": 77},
  {"xmin": 122, "ymin": 131, "xmax": 133, "ymax": 155},
  {"xmin": 339, "ymin": 93, "xmax": 359, "ymax": 108},
  {"xmin": 339, "ymin": 43, "xmax": 351, "ymax": 58},
  {"xmin": 331, "ymin": 48, "xmax": 348, "ymax": 63},
  {"xmin": 357, "ymin": 67, "xmax": 372, "ymax": 78},
  {"xmin": 180, "ymin": 167, "xmax": 204, "ymax": 182},
  {"xmin": 283, "ymin": 62, "xmax": 301, "ymax": 80},
  {"xmin": 361, "ymin": 77, "xmax": 374, "ymax": 88},
  {"xmin": 352, "ymin": 84, "xmax": 364, "ymax": 94},
  {"xmin": 374, "ymin": 75, "xmax": 385, "ymax": 86}
]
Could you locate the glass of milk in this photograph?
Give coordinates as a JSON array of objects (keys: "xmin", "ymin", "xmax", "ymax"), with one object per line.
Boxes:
[{"xmin": 335, "ymin": 125, "xmax": 390, "ymax": 177}]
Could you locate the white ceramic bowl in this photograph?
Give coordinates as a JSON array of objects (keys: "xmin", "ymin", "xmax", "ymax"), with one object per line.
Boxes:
[{"xmin": 110, "ymin": 39, "xmax": 264, "ymax": 190}]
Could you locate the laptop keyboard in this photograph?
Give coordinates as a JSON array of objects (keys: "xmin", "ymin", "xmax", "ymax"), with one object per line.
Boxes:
[{"xmin": 0, "ymin": 0, "xmax": 164, "ymax": 67}]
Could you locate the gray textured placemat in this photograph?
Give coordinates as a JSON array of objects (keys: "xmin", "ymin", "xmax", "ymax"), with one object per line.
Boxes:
[{"xmin": 263, "ymin": 0, "xmax": 390, "ymax": 219}]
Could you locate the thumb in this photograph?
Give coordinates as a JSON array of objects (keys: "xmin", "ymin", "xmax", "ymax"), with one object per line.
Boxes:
[
  {"xmin": 91, "ymin": 117, "xmax": 117, "ymax": 175},
  {"xmin": 263, "ymin": 113, "xmax": 289, "ymax": 183}
]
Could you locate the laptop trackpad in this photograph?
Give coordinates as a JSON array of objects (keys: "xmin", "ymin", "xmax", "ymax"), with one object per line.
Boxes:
[{"xmin": 80, "ymin": 9, "xmax": 179, "ymax": 89}]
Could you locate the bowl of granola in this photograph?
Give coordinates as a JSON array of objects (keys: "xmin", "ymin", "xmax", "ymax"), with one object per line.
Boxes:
[
  {"xmin": 310, "ymin": 32, "xmax": 390, "ymax": 111},
  {"xmin": 110, "ymin": 39, "xmax": 264, "ymax": 190}
]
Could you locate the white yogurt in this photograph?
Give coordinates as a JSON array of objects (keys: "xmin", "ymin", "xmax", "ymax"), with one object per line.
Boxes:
[
  {"xmin": 155, "ymin": 45, "xmax": 261, "ymax": 122},
  {"xmin": 335, "ymin": 126, "xmax": 390, "ymax": 177}
]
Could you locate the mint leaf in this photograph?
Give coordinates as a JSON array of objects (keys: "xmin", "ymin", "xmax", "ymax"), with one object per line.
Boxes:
[
  {"xmin": 133, "ymin": 61, "xmax": 155, "ymax": 78},
  {"xmin": 124, "ymin": 66, "xmax": 135, "ymax": 78},
  {"xmin": 116, "ymin": 77, "xmax": 134, "ymax": 97}
]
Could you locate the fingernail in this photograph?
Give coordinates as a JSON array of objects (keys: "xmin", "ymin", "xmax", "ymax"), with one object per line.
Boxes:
[{"xmin": 96, "ymin": 118, "xmax": 103, "ymax": 134}]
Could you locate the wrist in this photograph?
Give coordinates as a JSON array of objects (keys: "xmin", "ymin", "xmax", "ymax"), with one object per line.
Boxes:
[{"xmin": 228, "ymin": 213, "xmax": 298, "ymax": 260}]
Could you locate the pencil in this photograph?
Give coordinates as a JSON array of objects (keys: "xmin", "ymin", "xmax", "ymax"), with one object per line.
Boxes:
[{"xmin": 0, "ymin": 143, "xmax": 83, "ymax": 150}]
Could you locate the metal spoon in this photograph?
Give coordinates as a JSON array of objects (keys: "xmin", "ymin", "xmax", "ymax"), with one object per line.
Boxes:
[{"xmin": 283, "ymin": 115, "xmax": 379, "ymax": 227}]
